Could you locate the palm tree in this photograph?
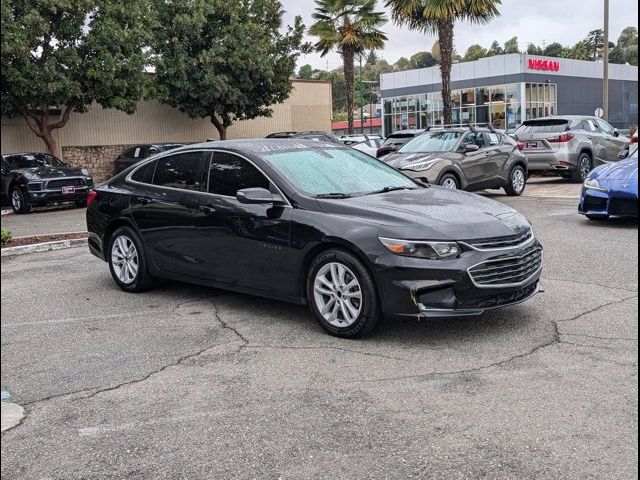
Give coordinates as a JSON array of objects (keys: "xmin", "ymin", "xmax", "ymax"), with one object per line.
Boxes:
[
  {"xmin": 385, "ymin": 0, "xmax": 501, "ymax": 124},
  {"xmin": 310, "ymin": 0, "xmax": 387, "ymax": 134}
]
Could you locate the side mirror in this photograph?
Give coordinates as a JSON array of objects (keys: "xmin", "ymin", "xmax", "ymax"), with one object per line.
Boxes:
[
  {"xmin": 464, "ymin": 144, "xmax": 480, "ymax": 153},
  {"xmin": 613, "ymin": 129, "xmax": 620, "ymax": 137},
  {"xmin": 618, "ymin": 149, "xmax": 629, "ymax": 160},
  {"xmin": 236, "ymin": 187, "xmax": 285, "ymax": 205}
]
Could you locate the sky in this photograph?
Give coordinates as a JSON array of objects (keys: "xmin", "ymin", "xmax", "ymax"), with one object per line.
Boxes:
[{"xmin": 281, "ymin": 0, "xmax": 639, "ymax": 71}]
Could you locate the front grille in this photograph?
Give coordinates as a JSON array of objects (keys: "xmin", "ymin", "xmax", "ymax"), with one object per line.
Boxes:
[
  {"xmin": 46, "ymin": 178, "xmax": 86, "ymax": 189},
  {"xmin": 609, "ymin": 198, "xmax": 638, "ymax": 216},
  {"xmin": 476, "ymin": 282, "xmax": 539, "ymax": 308},
  {"xmin": 583, "ymin": 195, "xmax": 608, "ymax": 211},
  {"xmin": 464, "ymin": 229, "xmax": 533, "ymax": 250},
  {"xmin": 27, "ymin": 182, "xmax": 43, "ymax": 191},
  {"xmin": 469, "ymin": 245, "xmax": 543, "ymax": 287}
]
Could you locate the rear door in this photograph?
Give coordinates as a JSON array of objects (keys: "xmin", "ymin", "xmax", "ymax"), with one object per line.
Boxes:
[
  {"xmin": 579, "ymin": 119, "xmax": 607, "ymax": 162},
  {"xmin": 596, "ymin": 119, "xmax": 628, "ymax": 161},
  {"xmin": 128, "ymin": 151, "xmax": 207, "ymax": 275}
]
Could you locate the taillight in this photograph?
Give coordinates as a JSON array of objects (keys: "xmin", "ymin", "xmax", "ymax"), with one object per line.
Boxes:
[
  {"xmin": 548, "ymin": 133, "xmax": 575, "ymax": 143},
  {"xmin": 87, "ymin": 190, "xmax": 98, "ymax": 208},
  {"xmin": 517, "ymin": 141, "xmax": 525, "ymax": 150},
  {"xmin": 376, "ymin": 148, "xmax": 384, "ymax": 158}
]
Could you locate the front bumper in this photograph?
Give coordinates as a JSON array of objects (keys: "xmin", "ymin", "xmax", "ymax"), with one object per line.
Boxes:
[
  {"xmin": 579, "ymin": 186, "xmax": 639, "ymax": 217},
  {"xmin": 25, "ymin": 187, "xmax": 90, "ymax": 206},
  {"xmin": 374, "ymin": 239, "xmax": 543, "ymax": 318}
]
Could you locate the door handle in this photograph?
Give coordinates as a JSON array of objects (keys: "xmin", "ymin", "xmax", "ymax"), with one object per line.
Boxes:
[
  {"xmin": 134, "ymin": 196, "xmax": 152, "ymax": 205},
  {"xmin": 196, "ymin": 205, "xmax": 216, "ymax": 215}
]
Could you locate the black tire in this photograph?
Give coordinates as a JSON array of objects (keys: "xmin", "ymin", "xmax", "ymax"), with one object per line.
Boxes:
[
  {"xmin": 586, "ymin": 214, "xmax": 609, "ymax": 221},
  {"xmin": 306, "ymin": 249, "xmax": 381, "ymax": 338},
  {"xmin": 504, "ymin": 164, "xmax": 527, "ymax": 196},
  {"xmin": 571, "ymin": 152, "xmax": 592, "ymax": 183},
  {"xmin": 438, "ymin": 173, "xmax": 460, "ymax": 190},
  {"xmin": 10, "ymin": 188, "xmax": 31, "ymax": 214},
  {"xmin": 108, "ymin": 226, "xmax": 155, "ymax": 293}
]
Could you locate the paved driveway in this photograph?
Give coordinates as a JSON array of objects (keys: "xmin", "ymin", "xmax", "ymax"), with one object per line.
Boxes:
[{"xmin": 1, "ymin": 195, "xmax": 637, "ymax": 479}]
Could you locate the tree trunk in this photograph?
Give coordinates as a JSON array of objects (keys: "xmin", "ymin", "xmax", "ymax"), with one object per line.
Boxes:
[
  {"xmin": 41, "ymin": 129, "xmax": 62, "ymax": 159},
  {"xmin": 343, "ymin": 47, "xmax": 355, "ymax": 134},
  {"xmin": 211, "ymin": 114, "xmax": 228, "ymax": 140},
  {"xmin": 438, "ymin": 19, "xmax": 455, "ymax": 125},
  {"xmin": 20, "ymin": 101, "xmax": 75, "ymax": 160}
]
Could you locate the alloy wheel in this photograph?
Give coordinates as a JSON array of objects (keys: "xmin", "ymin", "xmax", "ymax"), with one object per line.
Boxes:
[
  {"xmin": 579, "ymin": 156, "xmax": 592, "ymax": 181},
  {"xmin": 11, "ymin": 190, "xmax": 21, "ymax": 211},
  {"xmin": 441, "ymin": 177, "xmax": 458, "ymax": 189},
  {"xmin": 313, "ymin": 262, "xmax": 362, "ymax": 327},
  {"xmin": 111, "ymin": 235, "xmax": 139, "ymax": 284},
  {"xmin": 512, "ymin": 168, "xmax": 526, "ymax": 194}
]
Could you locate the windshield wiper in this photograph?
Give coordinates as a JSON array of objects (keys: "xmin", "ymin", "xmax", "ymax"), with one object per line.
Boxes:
[
  {"xmin": 316, "ymin": 192, "xmax": 352, "ymax": 199},
  {"xmin": 364, "ymin": 186, "xmax": 417, "ymax": 196}
]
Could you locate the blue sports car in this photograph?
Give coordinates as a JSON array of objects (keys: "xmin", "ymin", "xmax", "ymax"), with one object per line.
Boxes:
[{"xmin": 579, "ymin": 147, "xmax": 638, "ymax": 220}]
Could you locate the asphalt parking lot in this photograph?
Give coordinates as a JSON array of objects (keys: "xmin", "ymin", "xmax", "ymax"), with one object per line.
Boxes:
[{"xmin": 1, "ymin": 189, "xmax": 637, "ymax": 479}]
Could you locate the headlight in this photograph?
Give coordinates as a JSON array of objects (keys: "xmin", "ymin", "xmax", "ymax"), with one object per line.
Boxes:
[
  {"xmin": 379, "ymin": 237, "xmax": 462, "ymax": 259},
  {"xmin": 584, "ymin": 177, "xmax": 605, "ymax": 191},
  {"xmin": 81, "ymin": 169, "xmax": 90, "ymax": 176},
  {"xmin": 22, "ymin": 172, "xmax": 39, "ymax": 180},
  {"xmin": 403, "ymin": 160, "xmax": 437, "ymax": 172}
]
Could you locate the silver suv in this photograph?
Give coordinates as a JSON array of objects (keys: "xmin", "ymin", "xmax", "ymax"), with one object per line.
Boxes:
[{"xmin": 513, "ymin": 116, "xmax": 629, "ymax": 182}]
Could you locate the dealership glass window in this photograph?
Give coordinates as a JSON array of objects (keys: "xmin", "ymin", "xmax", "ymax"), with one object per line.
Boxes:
[
  {"xmin": 384, "ymin": 99, "xmax": 392, "ymax": 115},
  {"xmin": 476, "ymin": 105, "xmax": 490, "ymax": 124},
  {"xmin": 491, "ymin": 103, "xmax": 506, "ymax": 129},
  {"xmin": 461, "ymin": 88, "xmax": 475, "ymax": 107},
  {"xmin": 476, "ymin": 87, "xmax": 490, "ymax": 106},
  {"xmin": 461, "ymin": 107, "xmax": 475, "ymax": 123},
  {"xmin": 491, "ymin": 85, "xmax": 505, "ymax": 104},
  {"xmin": 407, "ymin": 96, "xmax": 419, "ymax": 112},
  {"xmin": 450, "ymin": 90, "xmax": 461, "ymax": 109}
]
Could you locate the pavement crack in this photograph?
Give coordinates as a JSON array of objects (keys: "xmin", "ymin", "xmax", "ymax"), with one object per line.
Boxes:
[
  {"xmin": 560, "ymin": 332, "xmax": 638, "ymax": 342},
  {"xmin": 556, "ymin": 294, "xmax": 638, "ymax": 324},
  {"xmin": 245, "ymin": 344, "xmax": 409, "ymax": 362},
  {"xmin": 543, "ymin": 277, "xmax": 638, "ymax": 293}
]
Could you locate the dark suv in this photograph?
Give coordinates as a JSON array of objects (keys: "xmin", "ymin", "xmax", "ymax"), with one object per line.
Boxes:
[
  {"xmin": 113, "ymin": 143, "xmax": 184, "ymax": 175},
  {"xmin": 383, "ymin": 125, "xmax": 528, "ymax": 196}
]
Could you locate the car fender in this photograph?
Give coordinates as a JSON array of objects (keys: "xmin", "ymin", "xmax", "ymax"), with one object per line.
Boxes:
[{"xmin": 430, "ymin": 160, "xmax": 466, "ymax": 188}]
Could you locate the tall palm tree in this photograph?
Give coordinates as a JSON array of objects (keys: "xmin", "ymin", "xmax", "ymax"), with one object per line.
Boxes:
[
  {"xmin": 386, "ymin": 0, "xmax": 501, "ymax": 124},
  {"xmin": 310, "ymin": 0, "xmax": 387, "ymax": 133}
]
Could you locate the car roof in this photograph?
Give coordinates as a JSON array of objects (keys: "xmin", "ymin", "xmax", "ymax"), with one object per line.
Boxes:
[{"xmin": 181, "ymin": 138, "xmax": 347, "ymax": 155}]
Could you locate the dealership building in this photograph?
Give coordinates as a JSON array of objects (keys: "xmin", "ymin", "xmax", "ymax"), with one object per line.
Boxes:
[{"xmin": 380, "ymin": 54, "xmax": 638, "ymax": 134}]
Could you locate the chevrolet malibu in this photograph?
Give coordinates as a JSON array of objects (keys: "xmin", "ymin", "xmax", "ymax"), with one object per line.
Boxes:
[{"xmin": 86, "ymin": 140, "xmax": 543, "ymax": 338}]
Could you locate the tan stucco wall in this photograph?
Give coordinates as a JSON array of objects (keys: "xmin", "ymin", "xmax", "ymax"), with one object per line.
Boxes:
[{"xmin": 1, "ymin": 80, "xmax": 332, "ymax": 154}]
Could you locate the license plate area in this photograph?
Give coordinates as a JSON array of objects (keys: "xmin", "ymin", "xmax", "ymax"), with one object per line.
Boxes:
[
  {"xmin": 61, "ymin": 186, "xmax": 76, "ymax": 195},
  {"xmin": 525, "ymin": 141, "xmax": 539, "ymax": 149}
]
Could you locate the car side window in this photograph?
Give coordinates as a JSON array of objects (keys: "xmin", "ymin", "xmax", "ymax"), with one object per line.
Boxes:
[
  {"xmin": 208, "ymin": 152, "xmax": 270, "ymax": 197},
  {"xmin": 152, "ymin": 152, "xmax": 205, "ymax": 191},
  {"xmin": 486, "ymin": 133, "xmax": 502, "ymax": 146},
  {"xmin": 596, "ymin": 119, "xmax": 615, "ymax": 135},
  {"xmin": 461, "ymin": 132, "xmax": 486, "ymax": 149},
  {"xmin": 131, "ymin": 160, "xmax": 157, "ymax": 184},
  {"xmin": 121, "ymin": 147, "xmax": 138, "ymax": 158}
]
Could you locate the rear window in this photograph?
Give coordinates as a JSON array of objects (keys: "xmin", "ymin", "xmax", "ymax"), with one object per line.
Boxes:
[
  {"xmin": 383, "ymin": 134, "xmax": 418, "ymax": 146},
  {"xmin": 515, "ymin": 120, "xmax": 569, "ymax": 135}
]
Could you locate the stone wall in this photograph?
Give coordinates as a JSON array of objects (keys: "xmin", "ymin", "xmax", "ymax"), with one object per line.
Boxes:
[{"xmin": 62, "ymin": 145, "xmax": 132, "ymax": 182}]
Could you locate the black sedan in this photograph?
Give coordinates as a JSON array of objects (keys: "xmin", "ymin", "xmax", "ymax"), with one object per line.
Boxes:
[
  {"xmin": 1, "ymin": 153, "xmax": 94, "ymax": 214},
  {"xmin": 87, "ymin": 140, "xmax": 543, "ymax": 338}
]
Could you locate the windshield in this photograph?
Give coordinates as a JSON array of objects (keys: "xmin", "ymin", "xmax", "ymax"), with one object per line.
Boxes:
[
  {"xmin": 5, "ymin": 153, "xmax": 66, "ymax": 170},
  {"xmin": 399, "ymin": 131, "xmax": 463, "ymax": 153},
  {"xmin": 261, "ymin": 148, "xmax": 418, "ymax": 197}
]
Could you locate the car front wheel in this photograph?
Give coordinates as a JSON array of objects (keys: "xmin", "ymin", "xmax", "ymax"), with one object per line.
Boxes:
[
  {"xmin": 439, "ymin": 173, "xmax": 460, "ymax": 190},
  {"xmin": 108, "ymin": 226, "xmax": 155, "ymax": 293},
  {"xmin": 572, "ymin": 153, "xmax": 592, "ymax": 183},
  {"xmin": 504, "ymin": 165, "xmax": 527, "ymax": 196},
  {"xmin": 307, "ymin": 249, "xmax": 380, "ymax": 338},
  {"xmin": 10, "ymin": 188, "xmax": 31, "ymax": 214}
]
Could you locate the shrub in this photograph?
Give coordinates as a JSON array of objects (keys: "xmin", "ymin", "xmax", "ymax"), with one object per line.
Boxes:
[{"xmin": 1, "ymin": 229, "xmax": 12, "ymax": 245}]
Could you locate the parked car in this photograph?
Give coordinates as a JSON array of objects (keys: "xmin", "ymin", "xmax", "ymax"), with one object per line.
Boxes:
[
  {"xmin": 579, "ymin": 147, "xmax": 638, "ymax": 220},
  {"xmin": 87, "ymin": 140, "xmax": 543, "ymax": 338},
  {"xmin": 1, "ymin": 152, "xmax": 93, "ymax": 214},
  {"xmin": 376, "ymin": 130, "xmax": 428, "ymax": 158},
  {"xmin": 383, "ymin": 126, "xmax": 528, "ymax": 196},
  {"xmin": 340, "ymin": 134, "xmax": 383, "ymax": 156},
  {"xmin": 266, "ymin": 131, "xmax": 342, "ymax": 144},
  {"xmin": 512, "ymin": 116, "xmax": 629, "ymax": 182},
  {"xmin": 113, "ymin": 143, "xmax": 184, "ymax": 175}
]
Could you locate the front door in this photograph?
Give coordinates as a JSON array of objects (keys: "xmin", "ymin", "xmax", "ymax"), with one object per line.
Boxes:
[
  {"xmin": 190, "ymin": 151, "xmax": 295, "ymax": 297},
  {"xmin": 128, "ymin": 151, "xmax": 207, "ymax": 275},
  {"xmin": 459, "ymin": 131, "xmax": 495, "ymax": 187},
  {"xmin": 596, "ymin": 119, "xmax": 629, "ymax": 161}
]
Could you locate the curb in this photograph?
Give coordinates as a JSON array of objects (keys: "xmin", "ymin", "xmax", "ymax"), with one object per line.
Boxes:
[
  {"xmin": 1, "ymin": 238, "xmax": 88, "ymax": 257},
  {"xmin": 1, "ymin": 210, "xmax": 12, "ymax": 216}
]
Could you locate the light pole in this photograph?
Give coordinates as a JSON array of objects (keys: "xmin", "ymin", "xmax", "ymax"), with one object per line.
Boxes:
[
  {"xmin": 359, "ymin": 54, "xmax": 365, "ymax": 134},
  {"xmin": 603, "ymin": 0, "xmax": 610, "ymax": 120}
]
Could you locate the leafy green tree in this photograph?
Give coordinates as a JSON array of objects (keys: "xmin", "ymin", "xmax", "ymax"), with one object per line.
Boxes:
[
  {"xmin": 586, "ymin": 29, "xmax": 605, "ymax": 60},
  {"xmin": 409, "ymin": 51, "xmax": 437, "ymax": 68},
  {"xmin": 0, "ymin": 0, "xmax": 153, "ymax": 158},
  {"xmin": 431, "ymin": 41, "xmax": 441, "ymax": 62},
  {"xmin": 366, "ymin": 50, "xmax": 380, "ymax": 65},
  {"xmin": 565, "ymin": 40, "xmax": 591, "ymax": 60},
  {"xmin": 624, "ymin": 44, "xmax": 638, "ymax": 65},
  {"xmin": 488, "ymin": 40, "xmax": 503, "ymax": 56},
  {"xmin": 310, "ymin": 0, "xmax": 387, "ymax": 134},
  {"xmin": 617, "ymin": 26, "xmax": 638, "ymax": 50},
  {"xmin": 503, "ymin": 36, "xmax": 519, "ymax": 54},
  {"xmin": 154, "ymin": 0, "xmax": 305, "ymax": 140},
  {"xmin": 298, "ymin": 64, "xmax": 315, "ymax": 79},
  {"xmin": 385, "ymin": 0, "xmax": 501, "ymax": 124},
  {"xmin": 394, "ymin": 56, "xmax": 411, "ymax": 71},
  {"xmin": 527, "ymin": 43, "xmax": 543, "ymax": 55},
  {"xmin": 463, "ymin": 44, "xmax": 487, "ymax": 62},
  {"xmin": 544, "ymin": 42, "xmax": 565, "ymax": 58}
]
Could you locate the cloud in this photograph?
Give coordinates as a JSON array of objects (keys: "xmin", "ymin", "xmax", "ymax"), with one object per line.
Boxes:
[{"xmin": 283, "ymin": 0, "xmax": 638, "ymax": 69}]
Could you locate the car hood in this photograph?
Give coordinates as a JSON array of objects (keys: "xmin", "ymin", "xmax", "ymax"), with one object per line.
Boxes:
[
  {"xmin": 317, "ymin": 187, "xmax": 530, "ymax": 241},
  {"xmin": 11, "ymin": 166, "xmax": 86, "ymax": 179},
  {"xmin": 591, "ymin": 158, "xmax": 638, "ymax": 181},
  {"xmin": 384, "ymin": 152, "xmax": 449, "ymax": 169}
]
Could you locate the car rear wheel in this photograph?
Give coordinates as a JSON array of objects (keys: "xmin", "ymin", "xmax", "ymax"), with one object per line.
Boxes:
[
  {"xmin": 439, "ymin": 173, "xmax": 460, "ymax": 190},
  {"xmin": 307, "ymin": 249, "xmax": 380, "ymax": 338},
  {"xmin": 10, "ymin": 188, "xmax": 31, "ymax": 214},
  {"xmin": 504, "ymin": 165, "xmax": 527, "ymax": 196},
  {"xmin": 571, "ymin": 153, "xmax": 592, "ymax": 183},
  {"xmin": 108, "ymin": 226, "xmax": 155, "ymax": 293}
]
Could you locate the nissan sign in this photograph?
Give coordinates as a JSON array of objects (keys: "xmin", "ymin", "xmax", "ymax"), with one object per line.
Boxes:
[{"xmin": 528, "ymin": 59, "xmax": 560, "ymax": 72}]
